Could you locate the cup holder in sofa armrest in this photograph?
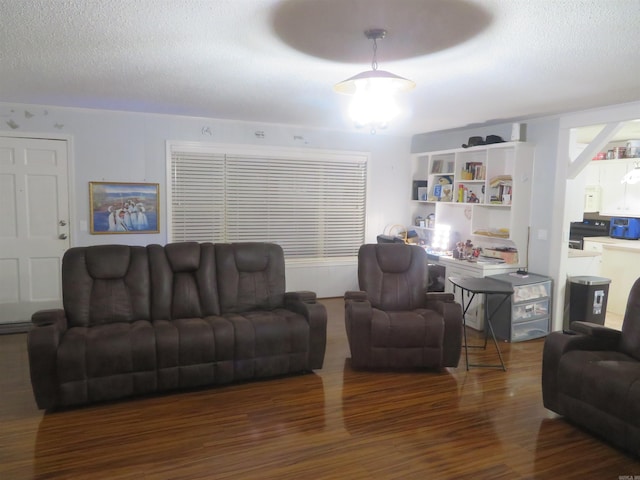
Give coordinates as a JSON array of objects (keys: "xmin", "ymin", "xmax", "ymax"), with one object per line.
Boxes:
[{"xmin": 32, "ymin": 309, "xmax": 68, "ymax": 329}]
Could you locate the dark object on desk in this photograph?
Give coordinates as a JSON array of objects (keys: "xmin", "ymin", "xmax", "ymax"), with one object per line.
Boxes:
[
  {"xmin": 542, "ymin": 276, "xmax": 640, "ymax": 457},
  {"xmin": 344, "ymin": 244, "xmax": 463, "ymax": 370},
  {"xmin": 448, "ymin": 276, "xmax": 513, "ymax": 371}
]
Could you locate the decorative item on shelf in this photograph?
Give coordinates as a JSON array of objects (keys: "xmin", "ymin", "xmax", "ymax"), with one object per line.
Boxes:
[
  {"xmin": 485, "ymin": 135, "xmax": 505, "ymax": 145},
  {"xmin": 462, "ymin": 136, "xmax": 485, "ymax": 148},
  {"xmin": 334, "ymin": 28, "xmax": 415, "ymax": 134},
  {"xmin": 489, "ymin": 175, "xmax": 513, "ymax": 204},
  {"xmin": 417, "ymin": 186, "xmax": 429, "ymax": 201},
  {"xmin": 412, "ymin": 180, "xmax": 427, "ymax": 200},
  {"xmin": 462, "ymin": 135, "xmax": 505, "ymax": 148}
]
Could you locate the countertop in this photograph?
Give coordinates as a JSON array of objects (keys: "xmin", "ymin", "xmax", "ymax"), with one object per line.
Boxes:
[
  {"xmin": 568, "ymin": 249, "xmax": 601, "ymax": 258},
  {"xmin": 583, "ymin": 236, "xmax": 640, "ymax": 252}
]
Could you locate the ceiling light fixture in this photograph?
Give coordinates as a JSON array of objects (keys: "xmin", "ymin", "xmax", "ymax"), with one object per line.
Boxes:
[
  {"xmin": 334, "ymin": 28, "xmax": 415, "ymax": 134},
  {"xmin": 621, "ymin": 162, "xmax": 640, "ymax": 184}
]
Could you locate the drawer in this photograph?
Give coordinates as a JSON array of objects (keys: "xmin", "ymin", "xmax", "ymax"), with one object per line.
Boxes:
[
  {"xmin": 512, "ymin": 281, "xmax": 551, "ymax": 302},
  {"xmin": 512, "ymin": 317, "xmax": 549, "ymax": 342},
  {"xmin": 512, "ymin": 299, "xmax": 549, "ymax": 323}
]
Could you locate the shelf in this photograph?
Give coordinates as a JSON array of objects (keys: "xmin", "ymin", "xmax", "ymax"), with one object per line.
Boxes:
[{"xmin": 410, "ymin": 142, "xmax": 534, "ymax": 270}]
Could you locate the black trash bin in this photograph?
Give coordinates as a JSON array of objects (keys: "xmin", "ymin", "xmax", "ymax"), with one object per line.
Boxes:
[{"xmin": 568, "ymin": 276, "xmax": 611, "ymax": 326}]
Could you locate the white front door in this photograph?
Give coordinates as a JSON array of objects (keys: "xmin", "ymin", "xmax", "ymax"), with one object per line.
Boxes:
[{"xmin": 0, "ymin": 136, "xmax": 70, "ymax": 327}]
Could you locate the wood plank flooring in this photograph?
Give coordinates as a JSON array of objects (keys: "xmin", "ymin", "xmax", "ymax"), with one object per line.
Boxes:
[{"xmin": 0, "ymin": 298, "xmax": 637, "ymax": 479}]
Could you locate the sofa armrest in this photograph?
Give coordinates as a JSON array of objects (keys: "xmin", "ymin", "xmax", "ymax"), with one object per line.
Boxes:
[
  {"xmin": 28, "ymin": 309, "xmax": 67, "ymax": 410},
  {"xmin": 284, "ymin": 291, "xmax": 327, "ymax": 370}
]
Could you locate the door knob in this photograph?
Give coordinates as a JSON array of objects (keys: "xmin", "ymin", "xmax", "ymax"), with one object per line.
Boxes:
[
  {"xmin": 59, "ymin": 220, "xmax": 67, "ymax": 226},
  {"xmin": 59, "ymin": 233, "xmax": 68, "ymax": 240}
]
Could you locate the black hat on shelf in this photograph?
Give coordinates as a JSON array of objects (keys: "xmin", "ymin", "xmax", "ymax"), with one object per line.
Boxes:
[
  {"xmin": 462, "ymin": 136, "xmax": 485, "ymax": 148},
  {"xmin": 485, "ymin": 135, "xmax": 505, "ymax": 144}
]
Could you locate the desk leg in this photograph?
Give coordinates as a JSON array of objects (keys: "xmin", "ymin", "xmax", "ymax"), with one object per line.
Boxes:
[
  {"xmin": 482, "ymin": 293, "xmax": 511, "ymax": 371},
  {"xmin": 458, "ymin": 289, "xmax": 477, "ymax": 371}
]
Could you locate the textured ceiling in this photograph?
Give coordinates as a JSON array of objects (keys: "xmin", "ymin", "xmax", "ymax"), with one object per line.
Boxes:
[{"xmin": 0, "ymin": 0, "xmax": 639, "ymax": 137}]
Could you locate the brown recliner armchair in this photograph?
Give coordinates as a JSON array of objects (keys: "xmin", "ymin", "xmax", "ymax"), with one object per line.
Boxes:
[
  {"xmin": 542, "ymin": 276, "xmax": 640, "ymax": 456},
  {"xmin": 344, "ymin": 243, "xmax": 463, "ymax": 369}
]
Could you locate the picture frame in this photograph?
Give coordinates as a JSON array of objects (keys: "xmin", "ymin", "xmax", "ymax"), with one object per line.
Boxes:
[{"xmin": 89, "ymin": 182, "xmax": 159, "ymax": 234}]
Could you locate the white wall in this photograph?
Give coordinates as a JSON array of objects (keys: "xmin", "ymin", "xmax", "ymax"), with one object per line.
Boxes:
[{"xmin": 0, "ymin": 102, "xmax": 412, "ymax": 298}]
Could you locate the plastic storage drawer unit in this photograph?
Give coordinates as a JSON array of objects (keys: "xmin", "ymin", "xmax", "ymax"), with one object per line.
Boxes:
[{"xmin": 487, "ymin": 272, "xmax": 553, "ymax": 342}]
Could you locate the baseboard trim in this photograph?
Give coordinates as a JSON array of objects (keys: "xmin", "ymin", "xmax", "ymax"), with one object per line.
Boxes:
[{"xmin": 0, "ymin": 322, "xmax": 31, "ymax": 335}]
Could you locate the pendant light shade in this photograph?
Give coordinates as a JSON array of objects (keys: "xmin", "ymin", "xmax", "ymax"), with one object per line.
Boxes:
[{"xmin": 334, "ymin": 29, "xmax": 415, "ymax": 133}]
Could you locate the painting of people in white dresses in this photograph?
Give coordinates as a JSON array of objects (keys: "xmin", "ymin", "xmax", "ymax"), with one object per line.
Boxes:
[{"xmin": 89, "ymin": 182, "xmax": 159, "ymax": 234}]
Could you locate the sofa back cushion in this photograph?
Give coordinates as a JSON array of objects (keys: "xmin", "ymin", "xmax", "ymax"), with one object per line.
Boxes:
[
  {"xmin": 215, "ymin": 243, "xmax": 285, "ymax": 313},
  {"xmin": 63, "ymin": 245, "xmax": 150, "ymax": 327},
  {"xmin": 358, "ymin": 243, "xmax": 428, "ymax": 311},
  {"xmin": 621, "ymin": 277, "xmax": 640, "ymax": 361},
  {"xmin": 148, "ymin": 242, "xmax": 220, "ymax": 320}
]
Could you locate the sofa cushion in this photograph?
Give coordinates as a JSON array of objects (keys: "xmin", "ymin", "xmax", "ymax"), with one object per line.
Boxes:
[
  {"xmin": 215, "ymin": 243, "xmax": 286, "ymax": 313},
  {"xmin": 57, "ymin": 321, "xmax": 157, "ymax": 405},
  {"xmin": 558, "ymin": 349, "xmax": 640, "ymax": 427},
  {"xmin": 153, "ymin": 316, "xmax": 235, "ymax": 390},
  {"xmin": 224, "ymin": 309, "xmax": 310, "ymax": 379},
  {"xmin": 63, "ymin": 245, "xmax": 150, "ymax": 327}
]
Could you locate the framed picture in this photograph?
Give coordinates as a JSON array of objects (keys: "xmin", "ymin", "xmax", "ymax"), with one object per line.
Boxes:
[{"xmin": 89, "ymin": 182, "xmax": 159, "ymax": 234}]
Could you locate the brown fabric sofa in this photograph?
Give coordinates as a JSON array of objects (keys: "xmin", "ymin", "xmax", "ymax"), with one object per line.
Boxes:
[
  {"xmin": 27, "ymin": 242, "xmax": 327, "ymax": 410},
  {"xmin": 542, "ymin": 276, "xmax": 640, "ymax": 456},
  {"xmin": 344, "ymin": 243, "xmax": 463, "ymax": 369}
]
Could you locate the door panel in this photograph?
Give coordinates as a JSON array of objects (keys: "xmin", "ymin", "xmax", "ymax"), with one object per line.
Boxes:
[{"xmin": 0, "ymin": 137, "xmax": 70, "ymax": 326}]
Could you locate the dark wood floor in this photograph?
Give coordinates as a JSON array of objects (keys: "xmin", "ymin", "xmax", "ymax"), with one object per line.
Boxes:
[{"xmin": 1, "ymin": 298, "xmax": 637, "ymax": 479}]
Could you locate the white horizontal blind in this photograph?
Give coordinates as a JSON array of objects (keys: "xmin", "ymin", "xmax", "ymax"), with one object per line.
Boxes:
[
  {"xmin": 170, "ymin": 152, "xmax": 226, "ymax": 242},
  {"xmin": 169, "ymin": 145, "xmax": 367, "ymax": 260}
]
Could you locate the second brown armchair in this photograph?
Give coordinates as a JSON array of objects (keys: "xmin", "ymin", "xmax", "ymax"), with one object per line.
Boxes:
[{"xmin": 345, "ymin": 243, "xmax": 463, "ymax": 369}]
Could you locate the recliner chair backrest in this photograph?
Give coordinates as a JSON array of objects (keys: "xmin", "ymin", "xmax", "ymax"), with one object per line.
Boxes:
[
  {"xmin": 148, "ymin": 242, "xmax": 220, "ymax": 320},
  {"xmin": 62, "ymin": 245, "xmax": 150, "ymax": 327},
  {"xmin": 621, "ymin": 276, "xmax": 640, "ymax": 361},
  {"xmin": 215, "ymin": 242, "xmax": 286, "ymax": 313},
  {"xmin": 358, "ymin": 243, "xmax": 428, "ymax": 311}
]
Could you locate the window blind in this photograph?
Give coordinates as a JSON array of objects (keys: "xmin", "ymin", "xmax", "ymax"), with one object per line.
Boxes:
[{"xmin": 168, "ymin": 144, "xmax": 367, "ymax": 260}]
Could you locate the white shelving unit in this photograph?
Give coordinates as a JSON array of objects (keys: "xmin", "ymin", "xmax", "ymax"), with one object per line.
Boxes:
[{"xmin": 410, "ymin": 142, "xmax": 535, "ymax": 268}]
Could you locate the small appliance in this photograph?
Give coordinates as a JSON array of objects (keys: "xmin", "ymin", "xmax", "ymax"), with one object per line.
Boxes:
[{"xmin": 610, "ymin": 217, "xmax": 640, "ymax": 240}]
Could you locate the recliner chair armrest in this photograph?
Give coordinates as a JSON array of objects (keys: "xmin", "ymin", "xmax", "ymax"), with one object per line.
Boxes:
[
  {"xmin": 570, "ymin": 321, "xmax": 622, "ymax": 341},
  {"xmin": 345, "ymin": 290, "xmax": 368, "ymax": 302},
  {"xmin": 425, "ymin": 292, "xmax": 455, "ymax": 303},
  {"xmin": 28, "ymin": 308, "xmax": 68, "ymax": 410},
  {"xmin": 284, "ymin": 290, "xmax": 318, "ymax": 304},
  {"xmin": 424, "ymin": 292, "xmax": 456, "ymax": 314}
]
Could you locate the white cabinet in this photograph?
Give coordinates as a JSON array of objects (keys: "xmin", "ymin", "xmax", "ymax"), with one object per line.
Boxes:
[
  {"xmin": 597, "ymin": 159, "xmax": 640, "ymax": 217},
  {"xmin": 410, "ymin": 142, "xmax": 535, "ymax": 267}
]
